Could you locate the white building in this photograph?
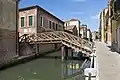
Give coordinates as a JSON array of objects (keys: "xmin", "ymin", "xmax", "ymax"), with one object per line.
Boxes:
[
  {"xmin": 64, "ymin": 19, "xmax": 81, "ymax": 37},
  {"xmin": 87, "ymin": 29, "xmax": 92, "ymax": 41},
  {"xmin": 80, "ymin": 25, "xmax": 87, "ymax": 39}
]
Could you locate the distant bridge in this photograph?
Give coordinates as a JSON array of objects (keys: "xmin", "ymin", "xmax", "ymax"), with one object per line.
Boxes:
[{"xmin": 19, "ymin": 31, "xmax": 93, "ymax": 55}]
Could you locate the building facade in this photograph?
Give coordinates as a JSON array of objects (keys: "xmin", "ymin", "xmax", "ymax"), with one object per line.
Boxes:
[
  {"xmin": 87, "ymin": 29, "xmax": 92, "ymax": 41},
  {"xmin": 103, "ymin": 5, "xmax": 112, "ymax": 44},
  {"xmin": 99, "ymin": 1, "xmax": 113, "ymax": 44},
  {"xmin": 0, "ymin": 0, "xmax": 18, "ymax": 65},
  {"xmin": 99, "ymin": 8, "xmax": 108, "ymax": 42},
  {"xmin": 19, "ymin": 5, "xmax": 64, "ymax": 36},
  {"xmin": 80, "ymin": 24, "xmax": 87, "ymax": 39},
  {"xmin": 64, "ymin": 19, "xmax": 81, "ymax": 37},
  {"xmin": 92, "ymin": 32, "xmax": 96, "ymax": 41},
  {"xmin": 109, "ymin": 0, "xmax": 120, "ymax": 52},
  {"xmin": 64, "ymin": 25, "xmax": 78, "ymax": 36},
  {"xmin": 104, "ymin": 8, "xmax": 109, "ymax": 43},
  {"xmin": 18, "ymin": 5, "xmax": 64, "ymax": 55},
  {"xmin": 107, "ymin": 2, "xmax": 112, "ymax": 44},
  {"xmin": 92, "ymin": 31, "xmax": 99, "ymax": 41}
]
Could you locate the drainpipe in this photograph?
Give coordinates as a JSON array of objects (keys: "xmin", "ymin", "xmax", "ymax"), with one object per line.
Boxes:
[
  {"xmin": 16, "ymin": 0, "xmax": 21, "ymax": 57},
  {"xmin": 16, "ymin": 0, "xmax": 18, "ymax": 57}
]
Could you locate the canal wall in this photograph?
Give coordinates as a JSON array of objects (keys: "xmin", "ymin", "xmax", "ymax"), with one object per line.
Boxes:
[
  {"xmin": 38, "ymin": 43, "xmax": 61, "ymax": 53},
  {"xmin": 0, "ymin": 47, "xmax": 60, "ymax": 70},
  {"xmin": 19, "ymin": 43, "xmax": 61, "ymax": 56}
]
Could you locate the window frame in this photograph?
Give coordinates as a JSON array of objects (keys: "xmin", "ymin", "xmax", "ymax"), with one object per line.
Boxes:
[
  {"xmin": 56, "ymin": 24, "xmax": 58, "ymax": 30},
  {"xmin": 58, "ymin": 25, "xmax": 61, "ymax": 31},
  {"xmin": 40, "ymin": 16, "xmax": 43, "ymax": 27},
  {"xmin": 66, "ymin": 23, "xmax": 67, "ymax": 26},
  {"xmin": 52, "ymin": 22, "xmax": 55, "ymax": 30},
  {"xmin": 20, "ymin": 17, "xmax": 25, "ymax": 27},
  {"xmin": 49, "ymin": 21, "xmax": 52, "ymax": 29},
  {"xmin": 28, "ymin": 15, "xmax": 33, "ymax": 27}
]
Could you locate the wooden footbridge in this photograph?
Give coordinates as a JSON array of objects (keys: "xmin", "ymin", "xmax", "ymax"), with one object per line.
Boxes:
[{"xmin": 19, "ymin": 31, "xmax": 93, "ymax": 55}]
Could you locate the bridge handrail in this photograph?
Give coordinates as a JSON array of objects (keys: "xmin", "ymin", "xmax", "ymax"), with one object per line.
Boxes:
[{"xmin": 19, "ymin": 31, "xmax": 93, "ymax": 52}]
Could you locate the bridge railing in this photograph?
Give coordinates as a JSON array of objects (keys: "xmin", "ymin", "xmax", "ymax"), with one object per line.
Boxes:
[
  {"xmin": 19, "ymin": 31, "xmax": 93, "ymax": 53},
  {"xmin": 82, "ymin": 39, "xmax": 93, "ymax": 50}
]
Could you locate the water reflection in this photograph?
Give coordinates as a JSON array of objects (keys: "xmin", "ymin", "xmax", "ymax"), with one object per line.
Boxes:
[
  {"xmin": 0, "ymin": 51, "xmax": 85, "ymax": 80},
  {"xmin": 62, "ymin": 60, "xmax": 84, "ymax": 80}
]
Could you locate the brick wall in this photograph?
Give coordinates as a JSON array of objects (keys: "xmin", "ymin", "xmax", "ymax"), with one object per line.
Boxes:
[
  {"xmin": 37, "ymin": 7, "xmax": 64, "ymax": 53},
  {"xmin": 19, "ymin": 6, "xmax": 64, "ymax": 56},
  {"xmin": 37, "ymin": 8, "xmax": 64, "ymax": 32},
  {"xmin": 0, "ymin": 0, "xmax": 17, "ymax": 65},
  {"xmin": 18, "ymin": 8, "xmax": 37, "ymax": 35}
]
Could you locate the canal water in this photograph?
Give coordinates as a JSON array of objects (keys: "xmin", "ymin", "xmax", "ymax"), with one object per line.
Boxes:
[{"xmin": 0, "ymin": 51, "xmax": 85, "ymax": 80}]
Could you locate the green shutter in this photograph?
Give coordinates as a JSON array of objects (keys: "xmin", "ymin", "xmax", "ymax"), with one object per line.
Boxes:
[
  {"xmin": 53, "ymin": 23, "xmax": 55, "ymax": 29},
  {"xmin": 40, "ymin": 17, "xmax": 43, "ymax": 26},
  {"xmin": 49, "ymin": 21, "xmax": 51, "ymax": 29},
  {"xmin": 56, "ymin": 24, "xmax": 57, "ymax": 30},
  {"xmin": 29, "ymin": 16, "xmax": 33, "ymax": 26},
  {"xmin": 21, "ymin": 17, "xmax": 24, "ymax": 27}
]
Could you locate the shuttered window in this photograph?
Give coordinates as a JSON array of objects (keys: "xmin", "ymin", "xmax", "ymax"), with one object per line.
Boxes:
[
  {"xmin": 56, "ymin": 24, "xmax": 58, "ymax": 30},
  {"xmin": 40, "ymin": 17, "xmax": 43, "ymax": 26},
  {"xmin": 53, "ymin": 22, "xmax": 55, "ymax": 29},
  {"xmin": 49, "ymin": 21, "xmax": 52, "ymax": 29},
  {"xmin": 29, "ymin": 16, "xmax": 33, "ymax": 26},
  {"xmin": 21, "ymin": 17, "xmax": 24, "ymax": 27}
]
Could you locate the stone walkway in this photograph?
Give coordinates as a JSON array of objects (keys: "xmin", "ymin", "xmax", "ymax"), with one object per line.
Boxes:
[{"xmin": 96, "ymin": 42, "xmax": 120, "ymax": 80}]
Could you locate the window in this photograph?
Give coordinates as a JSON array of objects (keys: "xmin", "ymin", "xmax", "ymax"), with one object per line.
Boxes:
[
  {"xmin": 21, "ymin": 17, "xmax": 24, "ymax": 27},
  {"xmin": 56, "ymin": 24, "xmax": 58, "ymax": 30},
  {"xmin": 53, "ymin": 22, "xmax": 55, "ymax": 29},
  {"xmin": 40, "ymin": 17, "xmax": 43, "ymax": 26},
  {"xmin": 113, "ymin": 1, "xmax": 117, "ymax": 13},
  {"xmin": 58, "ymin": 25, "xmax": 61, "ymax": 31},
  {"xmin": 29, "ymin": 16, "xmax": 33, "ymax": 26},
  {"xmin": 66, "ymin": 23, "xmax": 67, "ymax": 26},
  {"xmin": 49, "ymin": 21, "xmax": 52, "ymax": 29}
]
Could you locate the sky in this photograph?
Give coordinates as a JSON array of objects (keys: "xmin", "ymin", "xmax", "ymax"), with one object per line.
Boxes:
[{"xmin": 19, "ymin": 0, "xmax": 108, "ymax": 32}]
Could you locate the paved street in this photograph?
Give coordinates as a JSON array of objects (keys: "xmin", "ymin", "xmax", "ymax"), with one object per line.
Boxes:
[{"xmin": 96, "ymin": 42, "xmax": 120, "ymax": 80}]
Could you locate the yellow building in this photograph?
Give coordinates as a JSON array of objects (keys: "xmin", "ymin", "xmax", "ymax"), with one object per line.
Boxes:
[
  {"xmin": 104, "ymin": 6, "xmax": 112, "ymax": 45},
  {"xmin": 99, "ymin": 8, "xmax": 106, "ymax": 42},
  {"xmin": 99, "ymin": 7, "xmax": 112, "ymax": 44},
  {"xmin": 110, "ymin": 0, "xmax": 120, "ymax": 52}
]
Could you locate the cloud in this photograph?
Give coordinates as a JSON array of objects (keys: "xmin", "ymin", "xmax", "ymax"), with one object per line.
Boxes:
[
  {"xmin": 76, "ymin": 0, "xmax": 86, "ymax": 1},
  {"xmin": 71, "ymin": 11, "xmax": 84, "ymax": 15},
  {"xmin": 91, "ymin": 13, "xmax": 100, "ymax": 20}
]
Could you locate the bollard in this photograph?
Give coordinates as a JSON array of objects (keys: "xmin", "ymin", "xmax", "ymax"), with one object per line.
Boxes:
[
  {"xmin": 84, "ymin": 68, "xmax": 96, "ymax": 80},
  {"xmin": 88, "ymin": 72, "xmax": 92, "ymax": 80}
]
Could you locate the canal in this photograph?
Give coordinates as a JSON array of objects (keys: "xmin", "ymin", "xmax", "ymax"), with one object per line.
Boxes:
[{"xmin": 0, "ymin": 51, "xmax": 85, "ymax": 80}]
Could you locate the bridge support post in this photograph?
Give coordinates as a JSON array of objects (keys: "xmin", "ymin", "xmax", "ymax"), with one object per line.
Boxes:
[
  {"xmin": 61, "ymin": 46, "xmax": 65, "ymax": 61},
  {"xmin": 61, "ymin": 45, "xmax": 69, "ymax": 61},
  {"xmin": 68, "ymin": 48, "xmax": 72, "ymax": 59},
  {"xmin": 65, "ymin": 46, "xmax": 68, "ymax": 60},
  {"xmin": 71, "ymin": 49, "xmax": 73, "ymax": 58}
]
